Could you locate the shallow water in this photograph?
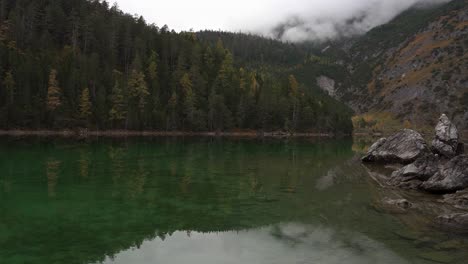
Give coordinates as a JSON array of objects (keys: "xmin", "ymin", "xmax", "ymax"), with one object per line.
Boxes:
[{"xmin": 0, "ymin": 137, "xmax": 467, "ymax": 264}]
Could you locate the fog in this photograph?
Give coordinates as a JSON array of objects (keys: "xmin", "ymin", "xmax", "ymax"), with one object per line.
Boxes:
[{"xmin": 114, "ymin": 0, "xmax": 451, "ymax": 42}]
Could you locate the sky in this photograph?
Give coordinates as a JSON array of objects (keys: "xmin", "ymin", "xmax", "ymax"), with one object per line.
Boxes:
[{"xmin": 113, "ymin": 0, "xmax": 451, "ymax": 42}]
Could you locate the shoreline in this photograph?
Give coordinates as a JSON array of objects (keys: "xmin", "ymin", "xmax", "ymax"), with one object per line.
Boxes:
[
  {"xmin": 354, "ymin": 130, "xmax": 468, "ymax": 142},
  {"xmin": 0, "ymin": 129, "xmax": 342, "ymax": 138}
]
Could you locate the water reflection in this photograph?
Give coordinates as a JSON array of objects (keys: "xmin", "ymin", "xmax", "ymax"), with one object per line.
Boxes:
[
  {"xmin": 0, "ymin": 137, "xmax": 466, "ymax": 264},
  {"xmin": 46, "ymin": 158, "xmax": 61, "ymax": 197},
  {"xmin": 100, "ymin": 223, "xmax": 408, "ymax": 264}
]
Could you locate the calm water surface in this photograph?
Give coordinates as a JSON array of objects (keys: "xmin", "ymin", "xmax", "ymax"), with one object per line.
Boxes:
[{"xmin": 0, "ymin": 137, "xmax": 467, "ymax": 264}]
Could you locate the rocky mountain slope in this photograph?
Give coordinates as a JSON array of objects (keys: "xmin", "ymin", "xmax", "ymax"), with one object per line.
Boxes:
[{"xmin": 331, "ymin": 0, "xmax": 468, "ymax": 131}]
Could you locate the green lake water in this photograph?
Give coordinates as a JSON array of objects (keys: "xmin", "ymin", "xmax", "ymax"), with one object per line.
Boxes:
[{"xmin": 0, "ymin": 137, "xmax": 467, "ymax": 264}]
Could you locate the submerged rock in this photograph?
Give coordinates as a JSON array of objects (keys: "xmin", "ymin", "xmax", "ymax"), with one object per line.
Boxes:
[
  {"xmin": 362, "ymin": 129, "xmax": 429, "ymax": 164},
  {"xmin": 431, "ymin": 114, "xmax": 460, "ymax": 158},
  {"xmin": 418, "ymin": 251, "xmax": 456, "ymax": 264},
  {"xmin": 443, "ymin": 190, "xmax": 468, "ymax": 209},
  {"xmin": 435, "ymin": 213, "xmax": 468, "ymax": 233},
  {"xmin": 420, "ymin": 155, "xmax": 468, "ymax": 193},
  {"xmin": 383, "ymin": 198, "xmax": 413, "ymax": 210}
]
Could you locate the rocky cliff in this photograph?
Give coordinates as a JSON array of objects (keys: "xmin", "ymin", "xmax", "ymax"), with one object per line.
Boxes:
[
  {"xmin": 364, "ymin": 3, "xmax": 468, "ymax": 129},
  {"xmin": 323, "ymin": 0, "xmax": 468, "ymax": 131}
]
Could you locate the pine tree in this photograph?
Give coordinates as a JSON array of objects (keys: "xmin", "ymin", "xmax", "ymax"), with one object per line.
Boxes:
[
  {"xmin": 147, "ymin": 51, "xmax": 158, "ymax": 81},
  {"xmin": 236, "ymin": 68, "xmax": 248, "ymax": 127},
  {"xmin": 109, "ymin": 78, "xmax": 127, "ymax": 124},
  {"xmin": 0, "ymin": 0, "xmax": 354, "ymax": 133},
  {"xmin": 216, "ymin": 51, "xmax": 234, "ymax": 91},
  {"xmin": 128, "ymin": 70, "xmax": 150, "ymax": 112},
  {"xmin": 3, "ymin": 70, "xmax": 15, "ymax": 106},
  {"xmin": 167, "ymin": 91, "xmax": 178, "ymax": 130},
  {"xmin": 180, "ymin": 73, "xmax": 193, "ymax": 93},
  {"xmin": 239, "ymin": 68, "xmax": 246, "ymax": 91},
  {"xmin": 180, "ymin": 73, "xmax": 196, "ymax": 129},
  {"xmin": 79, "ymin": 87, "xmax": 92, "ymax": 120},
  {"xmin": 47, "ymin": 69, "xmax": 62, "ymax": 112},
  {"xmin": 288, "ymin": 74, "xmax": 299, "ymax": 131}
]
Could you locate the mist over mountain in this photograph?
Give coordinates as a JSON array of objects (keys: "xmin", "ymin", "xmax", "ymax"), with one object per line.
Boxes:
[
  {"xmin": 115, "ymin": 0, "xmax": 452, "ymax": 42},
  {"xmin": 260, "ymin": 0, "xmax": 452, "ymax": 42}
]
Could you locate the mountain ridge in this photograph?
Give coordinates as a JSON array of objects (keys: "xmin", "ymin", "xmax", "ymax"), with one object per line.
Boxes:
[{"xmin": 341, "ymin": 0, "xmax": 467, "ymax": 132}]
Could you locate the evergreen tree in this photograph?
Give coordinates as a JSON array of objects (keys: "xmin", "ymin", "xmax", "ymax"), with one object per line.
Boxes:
[
  {"xmin": 109, "ymin": 77, "xmax": 127, "ymax": 126},
  {"xmin": 239, "ymin": 68, "xmax": 247, "ymax": 91},
  {"xmin": 288, "ymin": 74, "xmax": 299, "ymax": 130},
  {"xmin": 0, "ymin": 0, "xmax": 352, "ymax": 133},
  {"xmin": 3, "ymin": 70, "xmax": 15, "ymax": 106},
  {"xmin": 180, "ymin": 73, "xmax": 196, "ymax": 129},
  {"xmin": 128, "ymin": 70, "xmax": 149, "ymax": 112},
  {"xmin": 147, "ymin": 51, "xmax": 158, "ymax": 82},
  {"xmin": 167, "ymin": 91, "xmax": 178, "ymax": 130}
]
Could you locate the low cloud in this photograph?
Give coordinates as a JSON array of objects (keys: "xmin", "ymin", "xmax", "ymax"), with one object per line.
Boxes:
[
  {"xmin": 115, "ymin": 0, "xmax": 452, "ymax": 42},
  {"xmin": 235, "ymin": 0, "xmax": 452, "ymax": 42}
]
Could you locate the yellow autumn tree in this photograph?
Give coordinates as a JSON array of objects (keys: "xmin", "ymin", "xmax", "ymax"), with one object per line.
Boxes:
[
  {"xmin": 249, "ymin": 72, "xmax": 259, "ymax": 97},
  {"xmin": 180, "ymin": 73, "xmax": 195, "ymax": 127},
  {"xmin": 239, "ymin": 68, "xmax": 246, "ymax": 91},
  {"xmin": 79, "ymin": 87, "xmax": 92, "ymax": 119},
  {"xmin": 128, "ymin": 70, "xmax": 149, "ymax": 112},
  {"xmin": 288, "ymin": 74, "xmax": 299, "ymax": 96},
  {"xmin": 46, "ymin": 69, "xmax": 62, "ymax": 112}
]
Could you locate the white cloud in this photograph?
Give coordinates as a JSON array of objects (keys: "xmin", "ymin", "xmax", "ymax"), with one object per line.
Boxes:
[{"xmin": 113, "ymin": 0, "xmax": 452, "ymax": 42}]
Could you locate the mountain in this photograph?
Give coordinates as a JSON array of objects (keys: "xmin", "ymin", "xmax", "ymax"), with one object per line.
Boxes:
[
  {"xmin": 330, "ymin": 0, "xmax": 468, "ymax": 132},
  {"xmin": 0, "ymin": 0, "xmax": 353, "ymax": 133},
  {"xmin": 200, "ymin": 0, "xmax": 467, "ymax": 133}
]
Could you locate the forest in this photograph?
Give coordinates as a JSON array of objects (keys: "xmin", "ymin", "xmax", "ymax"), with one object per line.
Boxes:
[{"xmin": 0, "ymin": 0, "xmax": 353, "ymax": 133}]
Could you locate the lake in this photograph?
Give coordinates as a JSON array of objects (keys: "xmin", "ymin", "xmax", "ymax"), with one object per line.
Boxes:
[{"xmin": 0, "ymin": 137, "xmax": 467, "ymax": 264}]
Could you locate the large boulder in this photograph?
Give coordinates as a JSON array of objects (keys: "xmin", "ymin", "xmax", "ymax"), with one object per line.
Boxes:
[
  {"xmin": 362, "ymin": 129, "xmax": 429, "ymax": 164},
  {"xmin": 420, "ymin": 155, "xmax": 468, "ymax": 193},
  {"xmin": 431, "ymin": 114, "xmax": 460, "ymax": 158},
  {"xmin": 388, "ymin": 154, "xmax": 440, "ymax": 188}
]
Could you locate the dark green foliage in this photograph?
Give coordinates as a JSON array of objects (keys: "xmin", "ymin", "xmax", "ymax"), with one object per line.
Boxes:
[
  {"xmin": 197, "ymin": 30, "xmax": 315, "ymax": 68},
  {"xmin": 0, "ymin": 0, "xmax": 353, "ymax": 133}
]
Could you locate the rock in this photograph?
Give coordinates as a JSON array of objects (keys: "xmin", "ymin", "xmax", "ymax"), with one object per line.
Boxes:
[
  {"xmin": 457, "ymin": 143, "xmax": 465, "ymax": 155},
  {"xmin": 384, "ymin": 198, "xmax": 413, "ymax": 209},
  {"xmin": 362, "ymin": 129, "xmax": 429, "ymax": 164},
  {"xmin": 434, "ymin": 239, "xmax": 467, "ymax": 250},
  {"xmin": 418, "ymin": 251, "xmax": 456, "ymax": 264},
  {"xmin": 431, "ymin": 114, "xmax": 459, "ymax": 158},
  {"xmin": 389, "ymin": 154, "xmax": 440, "ymax": 188},
  {"xmin": 373, "ymin": 197, "xmax": 415, "ymax": 215},
  {"xmin": 420, "ymin": 155, "xmax": 468, "ymax": 193},
  {"xmin": 435, "ymin": 213, "xmax": 468, "ymax": 233},
  {"xmin": 443, "ymin": 190, "xmax": 468, "ymax": 209},
  {"xmin": 393, "ymin": 230, "xmax": 422, "ymax": 241}
]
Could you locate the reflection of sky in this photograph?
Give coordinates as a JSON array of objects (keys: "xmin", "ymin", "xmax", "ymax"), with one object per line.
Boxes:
[{"xmin": 98, "ymin": 223, "xmax": 408, "ymax": 264}]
